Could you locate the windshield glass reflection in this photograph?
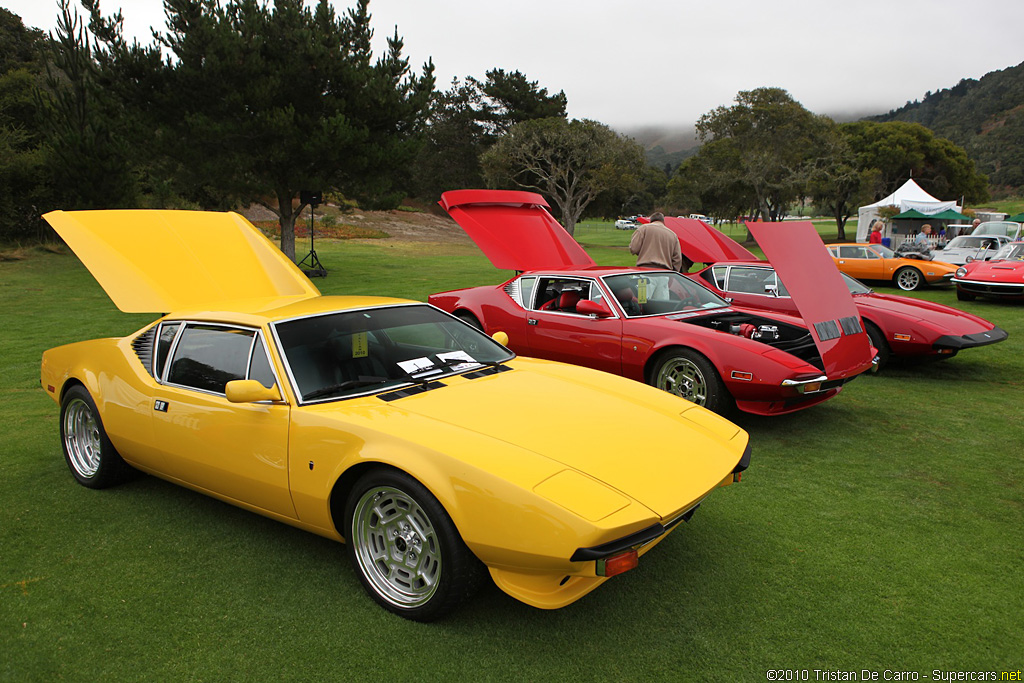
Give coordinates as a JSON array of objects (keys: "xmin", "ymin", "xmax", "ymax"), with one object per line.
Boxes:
[
  {"xmin": 274, "ymin": 304, "xmax": 513, "ymax": 402},
  {"xmin": 603, "ymin": 272, "xmax": 728, "ymax": 317}
]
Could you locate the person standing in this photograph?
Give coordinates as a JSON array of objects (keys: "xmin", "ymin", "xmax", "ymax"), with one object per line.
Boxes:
[
  {"xmin": 868, "ymin": 220, "xmax": 883, "ymax": 244},
  {"xmin": 629, "ymin": 212, "xmax": 683, "ymax": 271},
  {"xmin": 914, "ymin": 224, "xmax": 933, "ymax": 246}
]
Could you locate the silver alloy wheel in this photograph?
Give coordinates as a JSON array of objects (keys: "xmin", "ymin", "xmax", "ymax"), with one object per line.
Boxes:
[
  {"xmin": 655, "ymin": 356, "xmax": 708, "ymax": 405},
  {"xmin": 896, "ymin": 268, "xmax": 921, "ymax": 290},
  {"xmin": 351, "ymin": 485, "xmax": 442, "ymax": 609},
  {"xmin": 63, "ymin": 398, "xmax": 102, "ymax": 478}
]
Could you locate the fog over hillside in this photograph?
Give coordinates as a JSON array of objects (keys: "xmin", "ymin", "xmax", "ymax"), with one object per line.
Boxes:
[
  {"xmin": 619, "ymin": 107, "xmax": 886, "ymax": 154},
  {"xmin": 620, "ymin": 125, "xmax": 699, "ymax": 153},
  {"xmin": 618, "ymin": 104, "xmax": 947, "ymax": 172}
]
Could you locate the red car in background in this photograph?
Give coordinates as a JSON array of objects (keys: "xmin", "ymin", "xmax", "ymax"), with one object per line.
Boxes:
[
  {"xmin": 428, "ymin": 190, "xmax": 875, "ymax": 416},
  {"xmin": 953, "ymin": 242, "xmax": 1024, "ymax": 302},
  {"xmin": 662, "ymin": 217, "xmax": 1008, "ymax": 367}
]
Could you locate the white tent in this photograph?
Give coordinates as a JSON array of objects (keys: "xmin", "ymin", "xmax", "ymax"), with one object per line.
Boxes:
[{"xmin": 856, "ymin": 179, "xmax": 961, "ymax": 241}]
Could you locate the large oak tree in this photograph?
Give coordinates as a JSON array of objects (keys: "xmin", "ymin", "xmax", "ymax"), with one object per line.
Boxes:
[
  {"xmin": 840, "ymin": 120, "xmax": 989, "ymax": 204},
  {"xmin": 695, "ymin": 87, "xmax": 831, "ymax": 222},
  {"xmin": 481, "ymin": 117, "xmax": 645, "ymax": 236}
]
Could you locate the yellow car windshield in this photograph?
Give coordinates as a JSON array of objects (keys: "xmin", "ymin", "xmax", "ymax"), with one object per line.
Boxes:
[{"xmin": 273, "ymin": 304, "xmax": 513, "ymax": 402}]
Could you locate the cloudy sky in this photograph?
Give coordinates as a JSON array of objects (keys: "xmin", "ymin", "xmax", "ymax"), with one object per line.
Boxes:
[{"xmin": 7, "ymin": 0, "xmax": 1024, "ymax": 134}]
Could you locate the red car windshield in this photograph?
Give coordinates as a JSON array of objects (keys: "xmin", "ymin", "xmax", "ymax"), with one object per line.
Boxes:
[{"xmin": 603, "ymin": 272, "xmax": 729, "ymax": 317}]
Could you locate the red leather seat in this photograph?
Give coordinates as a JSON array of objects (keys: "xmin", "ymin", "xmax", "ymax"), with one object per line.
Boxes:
[{"xmin": 557, "ymin": 291, "xmax": 581, "ymax": 312}]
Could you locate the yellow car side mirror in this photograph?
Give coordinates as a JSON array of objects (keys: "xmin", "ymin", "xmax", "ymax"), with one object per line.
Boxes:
[
  {"xmin": 225, "ymin": 379, "xmax": 282, "ymax": 403},
  {"xmin": 491, "ymin": 331, "xmax": 510, "ymax": 347}
]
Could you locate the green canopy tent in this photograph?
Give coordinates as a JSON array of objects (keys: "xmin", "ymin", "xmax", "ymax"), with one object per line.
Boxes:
[
  {"xmin": 1007, "ymin": 212, "xmax": 1024, "ymax": 222},
  {"xmin": 891, "ymin": 208, "xmax": 970, "ymax": 221},
  {"xmin": 889, "ymin": 207, "xmax": 972, "ymax": 243},
  {"xmin": 928, "ymin": 208, "xmax": 971, "ymax": 221},
  {"xmin": 891, "ymin": 209, "xmax": 931, "ymax": 219}
]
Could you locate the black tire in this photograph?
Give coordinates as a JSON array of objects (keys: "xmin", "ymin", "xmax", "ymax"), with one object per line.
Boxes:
[
  {"xmin": 454, "ymin": 311, "xmax": 483, "ymax": 331},
  {"xmin": 648, "ymin": 348, "xmax": 732, "ymax": 415},
  {"xmin": 345, "ymin": 469, "xmax": 484, "ymax": 622},
  {"xmin": 894, "ymin": 267, "xmax": 923, "ymax": 291},
  {"xmin": 59, "ymin": 385, "xmax": 133, "ymax": 489},
  {"xmin": 956, "ymin": 288, "xmax": 976, "ymax": 302},
  {"xmin": 865, "ymin": 322, "xmax": 890, "ymax": 370}
]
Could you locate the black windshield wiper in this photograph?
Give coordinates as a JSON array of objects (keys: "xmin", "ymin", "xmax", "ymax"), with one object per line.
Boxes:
[
  {"xmin": 434, "ymin": 357, "xmax": 508, "ymax": 371},
  {"xmin": 303, "ymin": 377, "xmax": 388, "ymax": 400},
  {"xmin": 433, "ymin": 357, "xmax": 488, "ymax": 370}
]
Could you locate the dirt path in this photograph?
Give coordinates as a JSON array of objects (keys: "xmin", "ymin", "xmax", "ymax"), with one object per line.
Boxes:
[{"xmin": 241, "ymin": 205, "xmax": 471, "ymax": 244}]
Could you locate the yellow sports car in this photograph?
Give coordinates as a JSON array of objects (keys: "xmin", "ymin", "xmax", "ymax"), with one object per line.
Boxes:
[{"xmin": 40, "ymin": 210, "xmax": 750, "ymax": 621}]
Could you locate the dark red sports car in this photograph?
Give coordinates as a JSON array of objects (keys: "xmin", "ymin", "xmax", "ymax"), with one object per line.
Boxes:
[
  {"xmin": 664, "ymin": 218, "xmax": 1009, "ymax": 368},
  {"xmin": 428, "ymin": 190, "xmax": 875, "ymax": 416}
]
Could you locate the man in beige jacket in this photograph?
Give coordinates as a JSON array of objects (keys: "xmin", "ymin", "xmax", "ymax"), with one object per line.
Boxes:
[{"xmin": 629, "ymin": 212, "xmax": 684, "ymax": 271}]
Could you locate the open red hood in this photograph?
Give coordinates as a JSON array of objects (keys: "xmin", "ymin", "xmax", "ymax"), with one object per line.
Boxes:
[
  {"xmin": 439, "ymin": 190, "xmax": 595, "ymax": 271},
  {"xmin": 662, "ymin": 217, "xmax": 757, "ymax": 263},
  {"xmin": 745, "ymin": 221, "xmax": 873, "ymax": 377}
]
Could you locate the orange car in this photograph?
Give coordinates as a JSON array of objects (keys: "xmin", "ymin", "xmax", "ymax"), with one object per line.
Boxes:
[{"xmin": 826, "ymin": 243, "xmax": 957, "ymax": 291}]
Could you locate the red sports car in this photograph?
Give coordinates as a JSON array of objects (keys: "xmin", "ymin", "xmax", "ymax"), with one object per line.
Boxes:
[
  {"xmin": 428, "ymin": 190, "xmax": 876, "ymax": 416},
  {"xmin": 665, "ymin": 218, "xmax": 1009, "ymax": 368},
  {"xmin": 953, "ymin": 242, "xmax": 1024, "ymax": 301}
]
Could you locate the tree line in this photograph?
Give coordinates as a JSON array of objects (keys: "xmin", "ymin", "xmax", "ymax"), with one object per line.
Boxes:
[{"xmin": 0, "ymin": 1, "xmax": 992, "ymax": 253}]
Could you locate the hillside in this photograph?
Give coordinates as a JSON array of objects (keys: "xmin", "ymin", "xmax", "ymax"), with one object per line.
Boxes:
[
  {"xmin": 869, "ymin": 61, "xmax": 1024, "ymax": 190},
  {"xmin": 619, "ymin": 125, "xmax": 701, "ymax": 174}
]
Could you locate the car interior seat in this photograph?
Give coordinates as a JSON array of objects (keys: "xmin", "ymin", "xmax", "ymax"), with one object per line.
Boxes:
[
  {"xmin": 556, "ymin": 290, "xmax": 581, "ymax": 312},
  {"xmin": 538, "ymin": 288, "xmax": 561, "ymax": 310},
  {"xmin": 615, "ymin": 287, "xmax": 640, "ymax": 315}
]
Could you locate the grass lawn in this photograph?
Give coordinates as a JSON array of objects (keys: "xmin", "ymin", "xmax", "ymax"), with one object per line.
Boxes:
[{"xmin": 2, "ymin": 233, "xmax": 1022, "ymax": 681}]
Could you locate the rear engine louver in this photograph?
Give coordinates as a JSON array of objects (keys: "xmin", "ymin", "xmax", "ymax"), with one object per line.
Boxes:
[
  {"xmin": 813, "ymin": 320, "xmax": 841, "ymax": 341},
  {"xmin": 132, "ymin": 327, "xmax": 157, "ymax": 377},
  {"xmin": 814, "ymin": 316, "xmax": 864, "ymax": 342},
  {"xmin": 839, "ymin": 316, "xmax": 863, "ymax": 335}
]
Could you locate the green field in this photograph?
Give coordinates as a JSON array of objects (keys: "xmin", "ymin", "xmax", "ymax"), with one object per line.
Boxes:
[{"xmin": 2, "ymin": 234, "xmax": 1022, "ymax": 681}]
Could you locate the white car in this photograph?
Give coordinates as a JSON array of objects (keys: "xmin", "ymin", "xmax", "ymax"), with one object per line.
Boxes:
[
  {"xmin": 971, "ymin": 221, "xmax": 1022, "ymax": 240},
  {"xmin": 936, "ymin": 234, "xmax": 1012, "ymax": 265},
  {"xmin": 614, "ymin": 218, "xmax": 638, "ymax": 230}
]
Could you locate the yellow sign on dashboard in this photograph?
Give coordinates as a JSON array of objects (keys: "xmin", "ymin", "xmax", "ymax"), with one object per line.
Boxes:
[{"xmin": 352, "ymin": 332, "xmax": 368, "ymax": 358}]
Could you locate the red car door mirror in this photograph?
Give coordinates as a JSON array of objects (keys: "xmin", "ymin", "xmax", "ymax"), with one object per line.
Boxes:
[{"xmin": 576, "ymin": 299, "xmax": 613, "ymax": 318}]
